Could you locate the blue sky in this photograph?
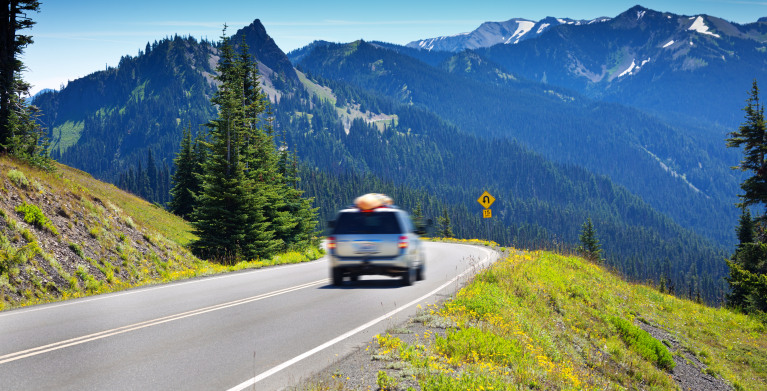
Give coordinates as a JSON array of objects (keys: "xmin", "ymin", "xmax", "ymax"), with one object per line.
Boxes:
[{"xmin": 22, "ymin": 0, "xmax": 767, "ymax": 94}]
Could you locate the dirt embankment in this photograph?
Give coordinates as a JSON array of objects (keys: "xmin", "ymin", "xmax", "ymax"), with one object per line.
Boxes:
[{"xmin": 0, "ymin": 158, "xmax": 196, "ymax": 309}]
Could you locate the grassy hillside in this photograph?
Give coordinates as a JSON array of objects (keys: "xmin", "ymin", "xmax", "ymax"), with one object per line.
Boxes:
[
  {"xmin": 0, "ymin": 156, "xmax": 322, "ymax": 311},
  {"xmin": 311, "ymin": 246, "xmax": 766, "ymax": 390}
]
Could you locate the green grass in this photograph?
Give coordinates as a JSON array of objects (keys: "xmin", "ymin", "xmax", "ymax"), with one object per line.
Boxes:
[
  {"xmin": 55, "ymin": 163, "xmax": 197, "ymax": 246},
  {"xmin": 50, "ymin": 120, "xmax": 84, "ymax": 155},
  {"xmin": 370, "ymin": 249, "xmax": 767, "ymax": 390},
  {"xmin": 297, "ymin": 70, "xmax": 337, "ymax": 105},
  {"xmin": 610, "ymin": 315, "xmax": 675, "ymax": 370}
]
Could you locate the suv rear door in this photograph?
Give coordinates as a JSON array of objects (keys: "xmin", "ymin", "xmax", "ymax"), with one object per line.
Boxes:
[{"xmin": 332, "ymin": 210, "xmax": 402, "ymax": 258}]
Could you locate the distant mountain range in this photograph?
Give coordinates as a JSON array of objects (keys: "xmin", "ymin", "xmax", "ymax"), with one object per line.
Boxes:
[
  {"xmin": 407, "ymin": 16, "xmax": 610, "ymax": 52},
  {"xmin": 409, "ymin": 5, "xmax": 767, "ymax": 128}
]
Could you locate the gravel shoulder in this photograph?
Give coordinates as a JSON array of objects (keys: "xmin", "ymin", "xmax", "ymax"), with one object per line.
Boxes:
[{"xmin": 291, "ymin": 309, "xmax": 449, "ymax": 391}]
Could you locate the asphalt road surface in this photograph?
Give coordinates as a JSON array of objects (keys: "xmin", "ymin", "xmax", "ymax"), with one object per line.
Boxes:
[{"xmin": 0, "ymin": 242, "xmax": 497, "ymax": 390}]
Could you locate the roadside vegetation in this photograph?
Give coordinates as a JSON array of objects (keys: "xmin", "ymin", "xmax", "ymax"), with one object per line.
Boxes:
[
  {"xmin": 307, "ymin": 247, "xmax": 766, "ymax": 390},
  {"xmin": 0, "ymin": 156, "xmax": 323, "ymax": 311}
]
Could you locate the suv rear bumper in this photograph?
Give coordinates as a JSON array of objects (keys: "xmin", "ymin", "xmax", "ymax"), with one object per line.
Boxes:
[{"xmin": 330, "ymin": 257, "xmax": 410, "ymax": 277}]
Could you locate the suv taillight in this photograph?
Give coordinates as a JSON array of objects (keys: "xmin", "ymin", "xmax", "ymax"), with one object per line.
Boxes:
[
  {"xmin": 398, "ymin": 235, "xmax": 408, "ymax": 249},
  {"xmin": 327, "ymin": 236, "xmax": 336, "ymax": 252}
]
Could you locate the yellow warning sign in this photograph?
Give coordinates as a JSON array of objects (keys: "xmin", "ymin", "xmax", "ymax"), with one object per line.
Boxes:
[
  {"xmin": 483, "ymin": 209, "xmax": 492, "ymax": 219},
  {"xmin": 477, "ymin": 191, "xmax": 495, "ymax": 209}
]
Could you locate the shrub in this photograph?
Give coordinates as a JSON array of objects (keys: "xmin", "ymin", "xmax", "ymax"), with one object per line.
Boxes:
[
  {"xmin": 69, "ymin": 242, "xmax": 84, "ymax": 258},
  {"xmin": 376, "ymin": 370, "xmax": 399, "ymax": 390},
  {"xmin": 610, "ymin": 316, "xmax": 675, "ymax": 370},
  {"xmin": 7, "ymin": 169, "xmax": 29, "ymax": 188},
  {"xmin": 435, "ymin": 327, "xmax": 521, "ymax": 366},
  {"xmin": 75, "ymin": 265, "xmax": 100, "ymax": 293},
  {"xmin": 15, "ymin": 202, "xmax": 58, "ymax": 235}
]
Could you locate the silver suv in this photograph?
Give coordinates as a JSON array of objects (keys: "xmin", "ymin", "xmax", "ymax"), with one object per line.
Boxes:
[{"xmin": 328, "ymin": 202, "xmax": 425, "ymax": 286}]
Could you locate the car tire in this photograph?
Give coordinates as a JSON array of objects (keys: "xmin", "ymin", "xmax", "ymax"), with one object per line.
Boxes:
[
  {"xmin": 331, "ymin": 268, "xmax": 344, "ymax": 286},
  {"xmin": 401, "ymin": 267, "xmax": 415, "ymax": 286},
  {"xmin": 416, "ymin": 264, "xmax": 425, "ymax": 281}
]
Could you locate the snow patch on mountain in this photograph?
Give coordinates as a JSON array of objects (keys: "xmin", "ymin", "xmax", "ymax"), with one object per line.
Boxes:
[
  {"xmin": 641, "ymin": 147, "xmax": 702, "ymax": 194},
  {"xmin": 689, "ymin": 16, "xmax": 721, "ymax": 38},
  {"xmin": 619, "ymin": 60, "xmax": 637, "ymax": 77},
  {"xmin": 556, "ymin": 18, "xmax": 582, "ymax": 25},
  {"xmin": 588, "ymin": 17, "xmax": 611, "ymax": 24},
  {"xmin": 506, "ymin": 21, "xmax": 535, "ymax": 44},
  {"xmin": 537, "ymin": 23, "xmax": 550, "ymax": 34},
  {"xmin": 663, "ymin": 40, "xmax": 675, "ymax": 48},
  {"xmin": 637, "ymin": 10, "xmax": 646, "ymax": 20}
]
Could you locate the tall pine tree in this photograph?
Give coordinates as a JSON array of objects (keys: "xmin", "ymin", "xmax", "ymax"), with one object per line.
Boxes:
[
  {"xmin": 189, "ymin": 28, "xmax": 317, "ymax": 261},
  {"xmin": 726, "ymin": 80, "xmax": 767, "ymax": 314},
  {"xmin": 169, "ymin": 126, "xmax": 199, "ymax": 218},
  {"xmin": 1, "ymin": 0, "xmax": 49, "ymax": 168},
  {"xmin": 437, "ymin": 208, "xmax": 453, "ymax": 238},
  {"xmin": 578, "ymin": 218, "xmax": 604, "ymax": 262}
]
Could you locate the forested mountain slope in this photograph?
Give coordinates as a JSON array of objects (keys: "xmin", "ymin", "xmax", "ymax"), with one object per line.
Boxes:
[
  {"xmin": 277, "ymin": 73, "xmax": 728, "ymax": 303},
  {"xmin": 294, "ymin": 40, "xmax": 739, "ymax": 247}
]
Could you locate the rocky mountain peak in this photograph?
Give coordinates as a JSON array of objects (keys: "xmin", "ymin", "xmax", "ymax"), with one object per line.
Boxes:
[{"xmin": 232, "ymin": 19, "xmax": 297, "ymax": 83}]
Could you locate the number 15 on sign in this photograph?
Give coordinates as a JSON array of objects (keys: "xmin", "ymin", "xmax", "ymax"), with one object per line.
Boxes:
[{"xmin": 483, "ymin": 209, "xmax": 492, "ymax": 219}]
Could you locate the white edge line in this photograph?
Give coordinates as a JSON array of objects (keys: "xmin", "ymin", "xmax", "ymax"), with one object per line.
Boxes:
[
  {"xmin": 227, "ymin": 245, "xmax": 497, "ymax": 391},
  {"xmin": 0, "ymin": 257, "xmax": 328, "ymax": 318}
]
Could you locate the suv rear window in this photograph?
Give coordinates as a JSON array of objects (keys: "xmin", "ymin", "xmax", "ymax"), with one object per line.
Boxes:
[{"xmin": 333, "ymin": 211, "xmax": 402, "ymax": 235}]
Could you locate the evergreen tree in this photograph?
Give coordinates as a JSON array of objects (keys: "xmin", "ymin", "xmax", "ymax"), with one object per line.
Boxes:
[
  {"xmin": 192, "ymin": 28, "xmax": 277, "ymax": 261},
  {"xmin": 169, "ymin": 126, "xmax": 198, "ymax": 218},
  {"xmin": 236, "ymin": 39, "xmax": 317, "ymax": 251},
  {"xmin": 236, "ymin": 41, "xmax": 286, "ymax": 255},
  {"xmin": 276, "ymin": 139, "xmax": 319, "ymax": 248},
  {"xmin": 1, "ymin": 0, "xmax": 49, "ymax": 168},
  {"xmin": 727, "ymin": 80, "xmax": 767, "ymax": 216},
  {"xmin": 737, "ymin": 208, "xmax": 755, "ymax": 248},
  {"xmin": 437, "ymin": 208, "xmax": 453, "ymax": 238},
  {"xmin": 191, "ymin": 28, "xmax": 317, "ymax": 260},
  {"xmin": 578, "ymin": 218, "xmax": 603, "ymax": 262},
  {"xmin": 726, "ymin": 81, "xmax": 767, "ymax": 313},
  {"xmin": 146, "ymin": 149, "xmax": 158, "ymax": 201},
  {"xmin": 411, "ymin": 202, "xmax": 426, "ymax": 234}
]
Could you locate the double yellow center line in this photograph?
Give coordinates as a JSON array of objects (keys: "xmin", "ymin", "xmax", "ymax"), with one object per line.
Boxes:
[{"xmin": 0, "ymin": 279, "xmax": 326, "ymax": 365}]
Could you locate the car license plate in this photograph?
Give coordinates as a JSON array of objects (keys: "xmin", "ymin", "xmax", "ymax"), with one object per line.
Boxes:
[{"xmin": 354, "ymin": 241, "xmax": 379, "ymax": 254}]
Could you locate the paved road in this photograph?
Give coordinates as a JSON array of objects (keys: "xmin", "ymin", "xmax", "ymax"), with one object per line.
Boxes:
[{"xmin": 0, "ymin": 242, "xmax": 497, "ymax": 390}]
